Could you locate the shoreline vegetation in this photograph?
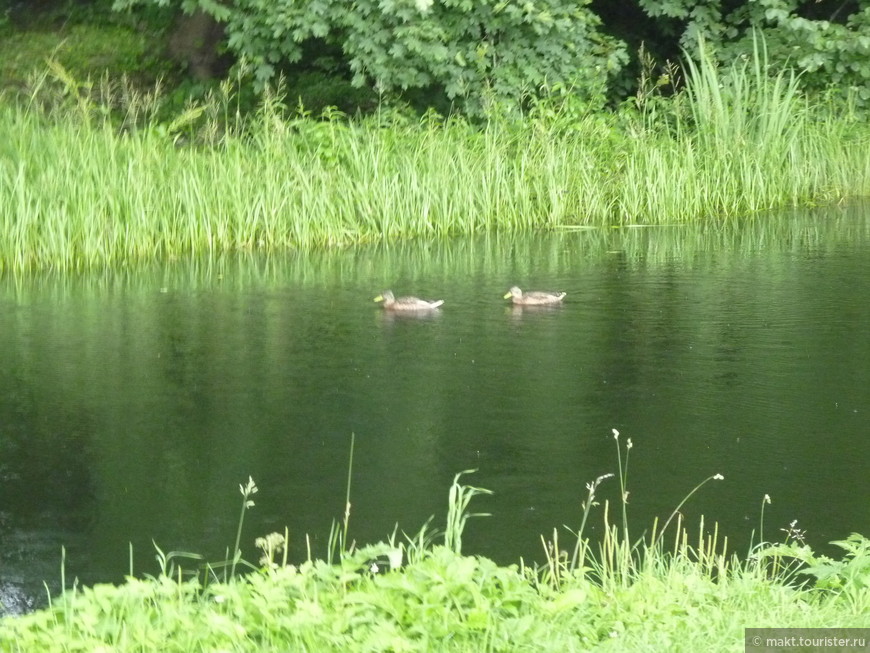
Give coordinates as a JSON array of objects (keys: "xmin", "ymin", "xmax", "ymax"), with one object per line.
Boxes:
[
  {"xmin": 1, "ymin": 42, "xmax": 869, "ymax": 274},
  {"xmin": 2, "ymin": 436, "xmax": 869, "ymax": 651}
]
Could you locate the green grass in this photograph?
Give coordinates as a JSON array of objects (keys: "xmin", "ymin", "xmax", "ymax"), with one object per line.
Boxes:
[
  {"xmin": 1, "ymin": 42, "xmax": 869, "ymax": 273},
  {"xmin": 1, "ymin": 441, "xmax": 868, "ymax": 652}
]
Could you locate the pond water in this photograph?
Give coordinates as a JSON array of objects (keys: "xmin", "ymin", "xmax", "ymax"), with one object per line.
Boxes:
[{"xmin": 1, "ymin": 203, "xmax": 869, "ymax": 615}]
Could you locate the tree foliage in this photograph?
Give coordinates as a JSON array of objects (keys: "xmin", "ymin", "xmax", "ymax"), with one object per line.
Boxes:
[
  {"xmin": 635, "ymin": 0, "xmax": 870, "ymax": 104},
  {"xmin": 114, "ymin": 0, "xmax": 628, "ymax": 115},
  {"xmin": 108, "ymin": 0, "xmax": 870, "ymax": 110}
]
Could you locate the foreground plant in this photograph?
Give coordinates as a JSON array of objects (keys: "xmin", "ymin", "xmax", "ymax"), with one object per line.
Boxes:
[{"xmin": 1, "ymin": 432, "xmax": 868, "ymax": 652}]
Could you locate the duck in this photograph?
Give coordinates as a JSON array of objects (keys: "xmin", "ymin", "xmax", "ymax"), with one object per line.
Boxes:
[
  {"xmin": 374, "ymin": 290, "xmax": 444, "ymax": 311},
  {"xmin": 504, "ymin": 286, "xmax": 566, "ymax": 306}
]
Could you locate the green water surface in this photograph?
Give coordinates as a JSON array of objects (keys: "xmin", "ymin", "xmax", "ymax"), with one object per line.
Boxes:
[{"xmin": 1, "ymin": 202, "xmax": 868, "ymax": 614}]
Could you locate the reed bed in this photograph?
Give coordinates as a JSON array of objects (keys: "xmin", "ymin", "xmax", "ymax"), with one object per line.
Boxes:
[
  {"xmin": 1, "ymin": 46, "xmax": 869, "ymax": 273},
  {"xmin": 2, "ymin": 199, "xmax": 864, "ymax": 302}
]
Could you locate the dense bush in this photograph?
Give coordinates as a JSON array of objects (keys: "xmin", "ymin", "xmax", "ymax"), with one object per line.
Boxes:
[
  {"xmin": 635, "ymin": 0, "xmax": 870, "ymax": 106},
  {"xmin": 6, "ymin": 1, "xmax": 870, "ymax": 113},
  {"xmin": 113, "ymin": 0, "xmax": 628, "ymax": 115}
]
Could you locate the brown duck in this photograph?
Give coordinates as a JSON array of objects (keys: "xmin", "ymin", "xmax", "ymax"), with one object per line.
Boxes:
[
  {"xmin": 374, "ymin": 290, "xmax": 444, "ymax": 311},
  {"xmin": 504, "ymin": 286, "xmax": 566, "ymax": 306}
]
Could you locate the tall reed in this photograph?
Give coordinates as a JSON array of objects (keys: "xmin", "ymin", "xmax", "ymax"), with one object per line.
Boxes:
[{"xmin": 1, "ymin": 44, "xmax": 868, "ymax": 273}]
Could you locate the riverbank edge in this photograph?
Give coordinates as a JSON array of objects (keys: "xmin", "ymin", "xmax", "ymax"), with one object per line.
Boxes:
[{"xmin": 2, "ymin": 472, "xmax": 868, "ymax": 652}]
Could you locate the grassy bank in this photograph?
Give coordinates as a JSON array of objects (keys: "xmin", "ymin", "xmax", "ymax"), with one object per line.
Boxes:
[
  {"xmin": 1, "ymin": 456, "xmax": 868, "ymax": 652},
  {"xmin": 1, "ymin": 43, "xmax": 869, "ymax": 274}
]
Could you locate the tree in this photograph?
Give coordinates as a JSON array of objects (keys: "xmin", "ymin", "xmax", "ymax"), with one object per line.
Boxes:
[
  {"xmin": 113, "ymin": 0, "xmax": 628, "ymax": 115},
  {"xmin": 633, "ymin": 0, "xmax": 870, "ymax": 105}
]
